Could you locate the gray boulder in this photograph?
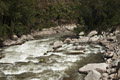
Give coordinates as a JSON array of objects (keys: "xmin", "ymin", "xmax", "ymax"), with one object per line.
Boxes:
[
  {"xmin": 88, "ymin": 30, "xmax": 98, "ymax": 37},
  {"xmin": 85, "ymin": 70, "xmax": 101, "ymax": 80},
  {"xmin": 79, "ymin": 63, "xmax": 108, "ymax": 73},
  {"xmin": 12, "ymin": 35, "xmax": 18, "ymax": 40},
  {"xmin": 89, "ymin": 35, "xmax": 100, "ymax": 42},
  {"xmin": 79, "ymin": 32, "xmax": 84, "ymax": 36},
  {"xmin": 53, "ymin": 41, "xmax": 63, "ymax": 49}
]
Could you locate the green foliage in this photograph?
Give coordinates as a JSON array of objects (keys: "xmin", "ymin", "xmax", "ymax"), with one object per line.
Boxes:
[{"xmin": 0, "ymin": 0, "xmax": 120, "ymax": 38}]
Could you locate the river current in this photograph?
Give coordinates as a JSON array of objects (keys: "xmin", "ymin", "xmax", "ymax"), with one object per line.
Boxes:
[{"xmin": 0, "ymin": 35, "xmax": 105, "ymax": 80}]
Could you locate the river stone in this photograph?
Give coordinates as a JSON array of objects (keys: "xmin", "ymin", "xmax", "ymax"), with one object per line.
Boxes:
[
  {"xmin": 84, "ymin": 70, "xmax": 101, "ymax": 80},
  {"xmin": 79, "ymin": 37, "xmax": 89, "ymax": 42},
  {"xmin": 79, "ymin": 63, "xmax": 108, "ymax": 73},
  {"xmin": 53, "ymin": 40, "xmax": 63, "ymax": 49},
  {"xmin": 89, "ymin": 35, "xmax": 99, "ymax": 42},
  {"xmin": 88, "ymin": 30, "xmax": 98, "ymax": 37},
  {"xmin": 79, "ymin": 32, "xmax": 84, "ymax": 36},
  {"xmin": 64, "ymin": 38, "xmax": 72, "ymax": 44},
  {"xmin": 117, "ymin": 68, "xmax": 120, "ymax": 79},
  {"xmin": 20, "ymin": 35, "xmax": 27, "ymax": 41},
  {"xmin": 12, "ymin": 35, "xmax": 18, "ymax": 40},
  {"xmin": 117, "ymin": 33, "xmax": 120, "ymax": 42},
  {"xmin": 27, "ymin": 34, "xmax": 34, "ymax": 40}
]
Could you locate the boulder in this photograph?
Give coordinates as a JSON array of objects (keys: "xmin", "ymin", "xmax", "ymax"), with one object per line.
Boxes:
[
  {"xmin": 107, "ymin": 36, "xmax": 116, "ymax": 42},
  {"xmin": 16, "ymin": 39, "xmax": 24, "ymax": 45},
  {"xmin": 79, "ymin": 63, "xmax": 108, "ymax": 73},
  {"xmin": 12, "ymin": 35, "xmax": 18, "ymax": 40},
  {"xmin": 117, "ymin": 33, "xmax": 120, "ymax": 43},
  {"xmin": 75, "ymin": 45, "xmax": 84, "ymax": 50},
  {"xmin": 53, "ymin": 41, "xmax": 63, "ymax": 49},
  {"xmin": 117, "ymin": 68, "xmax": 120, "ymax": 79},
  {"xmin": 71, "ymin": 38, "xmax": 79, "ymax": 44},
  {"xmin": 79, "ymin": 32, "xmax": 84, "ymax": 36},
  {"xmin": 64, "ymin": 38, "xmax": 72, "ymax": 44},
  {"xmin": 84, "ymin": 70, "xmax": 101, "ymax": 80},
  {"xmin": 89, "ymin": 35, "xmax": 100, "ymax": 42},
  {"xmin": 3, "ymin": 39, "xmax": 16, "ymax": 46},
  {"xmin": 20, "ymin": 35, "xmax": 27, "ymax": 41},
  {"xmin": 27, "ymin": 34, "xmax": 34, "ymax": 40},
  {"xmin": 88, "ymin": 30, "xmax": 98, "ymax": 37},
  {"xmin": 79, "ymin": 37, "xmax": 89, "ymax": 43}
]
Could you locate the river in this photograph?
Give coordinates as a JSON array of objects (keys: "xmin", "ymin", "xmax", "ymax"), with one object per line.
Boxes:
[{"xmin": 0, "ymin": 34, "xmax": 105, "ymax": 80}]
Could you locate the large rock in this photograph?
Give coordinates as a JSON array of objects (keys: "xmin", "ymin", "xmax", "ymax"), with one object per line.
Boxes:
[
  {"xmin": 89, "ymin": 35, "xmax": 100, "ymax": 42},
  {"xmin": 88, "ymin": 30, "xmax": 98, "ymax": 37},
  {"xmin": 12, "ymin": 35, "xmax": 18, "ymax": 40},
  {"xmin": 79, "ymin": 63, "xmax": 108, "ymax": 73},
  {"xmin": 79, "ymin": 32, "xmax": 84, "ymax": 36},
  {"xmin": 20, "ymin": 35, "xmax": 27, "ymax": 41},
  {"xmin": 75, "ymin": 45, "xmax": 84, "ymax": 50},
  {"xmin": 85, "ymin": 70, "xmax": 101, "ymax": 80},
  {"xmin": 79, "ymin": 37, "xmax": 89, "ymax": 43},
  {"xmin": 64, "ymin": 38, "xmax": 72, "ymax": 44},
  {"xmin": 27, "ymin": 34, "xmax": 34, "ymax": 40},
  {"xmin": 53, "ymin": 41, "xmax": 63, "ymax": 49},
  {"xmin": 3, "ymin": 39, "xmax": 16, "ymax": 46}
]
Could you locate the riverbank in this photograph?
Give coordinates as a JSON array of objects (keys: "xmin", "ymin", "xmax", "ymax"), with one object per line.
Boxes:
[
  {"xmin": 0, "ymin": 31, "xmax": 105, "ymax": 80},
  {"xmin": 1, "ymin": 24, "xmax": 76, "ymax": 47},
  {"xmin": 74, "ymin": 29, "xmax": 120, "ymax": 80},
  {"xmin": 51, "ymin": 27, "xmax": 120, "ymax": 80}
]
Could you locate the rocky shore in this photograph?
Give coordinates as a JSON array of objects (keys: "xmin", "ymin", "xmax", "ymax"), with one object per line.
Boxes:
[
  {"xmin": 53, "ymin": 28, "xmax": 120, "ymax": 80},
  {"xmin": 76, "ymin": 29, "xmax": 120, "ymax": 80},
  {"xmin": 2, "ymin": 24, "xmax": 76, "ymax": 46}
]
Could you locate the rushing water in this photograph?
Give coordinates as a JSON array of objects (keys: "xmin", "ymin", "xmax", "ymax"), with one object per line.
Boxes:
[{"xmin": 0, "ymin": 35, "xmax": 105, "ymax": 80}]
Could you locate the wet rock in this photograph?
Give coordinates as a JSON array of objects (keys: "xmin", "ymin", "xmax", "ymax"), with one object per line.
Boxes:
[
  {"xmin": 111, "ymin": 59, "xmax": 120, "ymax": 68},
  {"xmin": 68, "ymin": 50, "xmax": 85, "ymax": 55},
  {"xmin": 79, "ymin": 63, "xmax": 108, "ymax": 73},
  {"xmin": 16, "ymin": 39, "xmax": 24, "ymax": 45},
  {"xmin": 71, "ymin": 38, "xmax": 79, "ymax": 44},
  {"xmin": 117, "ymin": 68, "xmax": 120, "ymax": 79},
  {"xmin": 107, "ymin": 36, "xmax": 116, "ymax": 42},
  {"xmin": 79, "ymin": 37, "xmax": 89, "ymax": 43},
  {"xmin": 112, "ymin": 53, "xmax": 118, "ymax": 60},
  {"xmin": 75, "ymin": 45, "xmax": 84, "ymax": 50},
  {"xmin": 0, "ymin": 70, "xmax": 6, "ymax": 78},
  {"xmin": 102, "ymin": 73, "xmax": 109, "ymax": 78},
  {"xmin": 88, "ymin": 30, "xmax": 98, "ymax": 37},
  {"xmin": 3, "ymin": 39, "xmax": 16, "ymax": 46},
  {"xmin": 53, "ymin": 40, "xmax": 63, "ymax": 49},
  {"xmin": 64, "ymin": 38, "xmax": 72, "ymax": 44},
  {"xmin": 89, "ymin": 35, "xmax": 100, "ymax": 42},
  {"xmin": 84, "ymin": 70, "xmax": 101, "ymax": 80},
  {"xmin": 104, "ymin": 52, "xmax": 114, "ymax": 59}
]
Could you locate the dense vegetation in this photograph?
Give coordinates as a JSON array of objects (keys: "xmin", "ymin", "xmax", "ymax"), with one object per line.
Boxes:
[{"xmin": 0, "ymin": 0, "xmax": 120, "ymax": 39}]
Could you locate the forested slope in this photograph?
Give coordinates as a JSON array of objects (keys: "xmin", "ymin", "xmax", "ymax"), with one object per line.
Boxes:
[{"xmin": 0, "ymin": 0, "xmax": 120, "ymax": 39}]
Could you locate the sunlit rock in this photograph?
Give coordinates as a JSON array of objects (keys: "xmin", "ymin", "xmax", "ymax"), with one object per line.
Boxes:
[
  {"xmin": 12, "ymin": 35, "xmax": 18, "ymax": 40},
  {"xmin": 88, "ymin": 30, "xmax": 98, "ymax": 37},
  {"xmin": 85, "ymin": 70, "xmax": 101, "ymax": 80},
  {"xmin": 79, "ymin": 63, "xmax": 108, "ymax": 73},
  {"xmin": 53, "ymin": 40, "xmax": 63, "ymax": 49}
]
